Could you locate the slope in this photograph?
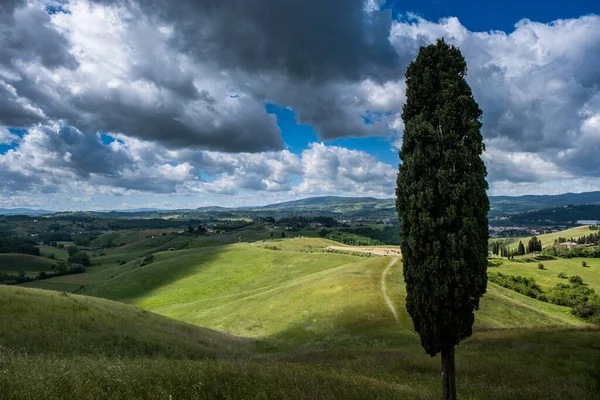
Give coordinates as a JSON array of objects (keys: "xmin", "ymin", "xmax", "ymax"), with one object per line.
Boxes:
[
  {"xmin": 3, "ymin": 239, "xmax": 600, "ymax": 399},
  {"xmin": 504, "ymin": 225, "xmax": 593, "ymax": 249},
  {"xmin": 0, "ymin": 285, "xmax": 248, "ymax": 359},
  {"xmin": 77, "ymin": 239, "xmax": 588, "ymax": 352}
]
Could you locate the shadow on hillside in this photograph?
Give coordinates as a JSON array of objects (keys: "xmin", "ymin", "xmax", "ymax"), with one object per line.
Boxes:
[
  {"xmin": 253, "ymin": 303, "xmax": 419, "ymax": 356},
  {"xmin": 82, "ymin": 242, "xmax": 227, "ymax": 302},
  {"xmin": 256, "ymin": 323, "xmax": 600, "ymax": 397}
]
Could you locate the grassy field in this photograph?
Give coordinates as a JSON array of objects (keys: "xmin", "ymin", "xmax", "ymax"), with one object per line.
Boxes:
[
  {"xmin": 0, "ymin": 253, "xmax": 58, "ymax": 276},
  {"xmin": 505, "ymin": 225, "xmax": 594, "ymax": 249},
  {"xmin": 4, "ymin": 236, "xmax": 600, "ymax": 398},
  {"xmin": 0, "ymin": 285, "xmax": 248, "ymax": 358},
  {"xmin": 491, "ymin": 256, "xmax": 600, "ymax": 290}
]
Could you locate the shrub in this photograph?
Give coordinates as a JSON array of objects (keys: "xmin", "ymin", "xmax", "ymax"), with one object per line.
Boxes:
[
  {"xmin": 69, "ymin": 252, "xmax": 90, "ymax": 267},
  {"xmin": 569, "ymin": 275, "xmax": 583, "ymax": 285},
  {"xmin": 488, "ymin": 273, "xmax": 545, "ymax": 300},
  {"xmin": 572, "ymin": 300, "xmax": 600, "ymax": 321},
  {"xmin": 557, "ymin": 272, "xmax": 567, "ymax": 279},
  {"xmin": 537, "ymin": 263, "xmax": 544, "ymax": 270},
  {"xmin": 67, "ymin": 245, "xmax": 79, "ymax": 257},
  {"xmin": 547, "ymin": 283, "xmax": 595, "ymax": 307},
  {"xmin": 582, "ymin": 261, "xmax": 588, "ymax": 268},
  {"xmin": 325, "ymin": 231, "xmax": 382, "ymax": 246}
]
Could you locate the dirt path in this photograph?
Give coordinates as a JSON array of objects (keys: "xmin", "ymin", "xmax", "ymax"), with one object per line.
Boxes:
[
  {"xmin": 326, "ymin": 245, "xmax": 401, "ymax": 256},
  {"xmin": 381, "ymin": 257, "xmax": 399, "ymax": 323}
]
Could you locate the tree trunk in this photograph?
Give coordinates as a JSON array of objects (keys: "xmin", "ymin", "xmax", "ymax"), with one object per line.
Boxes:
[{"xmin": 441, "ymin": 344, "xmax": 457, "ymax": 400}]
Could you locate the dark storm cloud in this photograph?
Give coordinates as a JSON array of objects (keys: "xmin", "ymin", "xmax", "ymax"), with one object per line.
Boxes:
[
  {"xmin": 93, "ymin": 0, "xmax": 400, "ymax": 83},
  {"xmin": 38, "ymin": 124, "xmax": 134, "ymax": 178},
  {"xmin": 83, "ymin": 0, "xmax": 403, "ymax": 141},
  {"xmin": 0, "ymin": 5, "xmax": 78, "ymax": 70}
]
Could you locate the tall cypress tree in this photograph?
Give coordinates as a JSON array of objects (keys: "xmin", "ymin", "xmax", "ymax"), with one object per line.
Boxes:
[{"xmin": 396, "ymin": 40, "xmax": 489, "ymax": 400}]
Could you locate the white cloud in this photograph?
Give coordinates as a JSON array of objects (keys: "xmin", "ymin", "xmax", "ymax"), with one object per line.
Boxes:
[
  {"xmin": 0, "ymin": 127, "xmax": 19, "ymax": 144},
  {"xmin": 296, "ymin": 143, "xmax": 397, "ymax": 196}
]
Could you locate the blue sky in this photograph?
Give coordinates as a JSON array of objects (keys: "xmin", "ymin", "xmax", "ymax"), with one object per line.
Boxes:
[
  {"xmin": 1, "ymin": 0, "xmax": 600, "ymax": 210},
  {"xmin": 384, "ymin": 0, "xmax": 599, "ymax": 32}
]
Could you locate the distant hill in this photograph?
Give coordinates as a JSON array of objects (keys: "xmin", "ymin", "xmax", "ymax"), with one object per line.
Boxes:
[
  {"xmin": 489, "ymin": 191, "xmax": 600, "ymax": 217},
  {"xmin": 506, "ymin": 204, "xmax": 600, "ymax": 225},
  {"xmin": 0, "ymin": 208, "xmax": 54, "ymax": 216},
  {"xmin": 4, "ymin": 191, "xmax": 600, "ymax": 219}
]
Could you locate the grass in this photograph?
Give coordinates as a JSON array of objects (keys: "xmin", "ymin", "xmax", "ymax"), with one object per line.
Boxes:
[
  {"xmin": 505, "ymin": 226, "xmax": 594, "ymax": 249},
  {"xmin": 0, "ymin": 285, "xmax": 249, "ymax": 359},
  {"xmin": 493, "ymin": 256, "xmax": 600, "ymax": 291},
  {"xmin": 4, "ymin": 237, "xmax": 600, "ymax": 398},
  {"xmin": 0, "ymin": 253, "xmax": 57, "ymax": 276}
]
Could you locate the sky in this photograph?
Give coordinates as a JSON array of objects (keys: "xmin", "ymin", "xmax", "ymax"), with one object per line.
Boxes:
[{"xmin": 0, "ymin": 0, "xmax": 600, "ymax": 211}]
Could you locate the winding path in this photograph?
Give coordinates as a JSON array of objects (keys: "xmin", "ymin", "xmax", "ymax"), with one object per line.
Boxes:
[{"xmin": 381, "ymin": 257, "xmax": 400, "ymax": 323}]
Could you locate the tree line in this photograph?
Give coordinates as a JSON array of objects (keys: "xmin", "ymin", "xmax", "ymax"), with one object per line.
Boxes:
[
  {"xmin": 0, "ymin": 237, "xmax": 40, "ymax": 256},
  {"xmin": 554, "ymin": 231, "xmax": 600, "ymax": 246},
  {"xmin": 490, "ymin": 237, "xmax": 542, "ymax": 258}
]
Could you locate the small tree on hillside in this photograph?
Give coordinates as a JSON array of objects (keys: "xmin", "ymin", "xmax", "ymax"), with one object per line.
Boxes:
[
  {"xmin": 396, "ymin": 39, "xmax": 489, "ymax": 400},
  {"xmin": 281, "ymin": 231, "xmax": 286, "ymax": 238},
  {"xmin": 518, "ymin": 241, "xmax": 525, "ymax": 256},
  {"xmin": 67, "ymin": 245, "xmax": 79, "ymax": 257}
]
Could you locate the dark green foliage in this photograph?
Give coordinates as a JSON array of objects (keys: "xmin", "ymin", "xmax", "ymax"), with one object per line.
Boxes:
[
  {"xmin": 489, "ymin": 272, "xmax": 600, "ymax": 321},
  {"xmin": 488, "ymin": 273, "xmax": 545, "ymax": 301},
  {"xmin": 0, "ymin": 261, "xmax": 86, "ymax": 285},
  {"xmin": 281, "ymin": 231, "xmax": 286, "ymax": 238},
  {"xmin": 551, "ymin": 244, "xmax": 600, "ymax": 258},
  {"xmin": 572, "ymin": 300, "xmax": 600, "ymax": 323},
  {"xmin": 527, "ymin": 237, "xmax": 542, "ymax": 254},
  {"xmin": 0, "ymin": 237, "xmax": 40, "ymax": 256},
  {"xmin": 554, "ymin": 231, "xmax": 600, "ymax": 246},
  {"xmin": 568, "ymin": 275, "xmax": 583, "ymax": 285},
  {"xmin": 325, "ymin": 231, "xmax": 382, "ymax": 246},
  {"xmin": 396, "ymin": 40, "xmax": 489, "ymax": 357},
  {"xmin": 546, "ymin": 283, "xmax": 596, "ymax": 308},
  {"xmin": 508, "ymin": 204, "xmax": 600, "ymax": 225},
  {"xmin": 69, "ymin": 252, "xmax": 90, "ymax": 267},
  {"xmin": 557, "ymin": 272, "xmax": 567, "ymax": 279},
  {"xmin": 277, "ymin": 215, "xmax": 340, "ymax": 228},
  {"xmin": 537, "ymin": 263, "xmax": 544, "ymax": 270},
  {"xmin": 67, "ymin": 245, "xmax": 79, "ymax": 257},
  {"xmin": 582, "ymin": 261, "xmax": 588, "ymax": 268},
  {"xmin": 518, "ymin": 241, "xmax": 526, "ymax": 256},
  {"xmin": 73, "ymin": 235, "xmax": 92, "ymax": 246}
]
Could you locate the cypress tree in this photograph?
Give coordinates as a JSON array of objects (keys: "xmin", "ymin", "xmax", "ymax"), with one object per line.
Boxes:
[
  {"xmin": 518, "ymin": 241, "xmax": 525, "ymax": 256},
  {"xmin": 396, "ymin": 39, "xmax": 489, "ymax": 400}
]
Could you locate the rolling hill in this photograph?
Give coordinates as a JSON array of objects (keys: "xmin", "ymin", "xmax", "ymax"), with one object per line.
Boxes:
[
  {"xmin": 5, "ymin": 191, "xmax": 600, "ymax": 220},
  {"xmin": 503, "ymin": 225, "xmax": 594, "ymax": 249},
  {"xmin": 4, "ymin": 236, "xmax": 600, "ymax": 398},
  {"xmin": 0, "ymin": 253, "xmax": 57, "ymax": 276}
]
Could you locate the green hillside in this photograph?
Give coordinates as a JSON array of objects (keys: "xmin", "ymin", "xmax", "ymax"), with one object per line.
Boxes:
[
  {"xmin": 491, "ymin": 256, "xmax": 600, "ymax": 291},
  {"xmin": 504, "ymin": 225, "xmax": 593, "ymax": 249},
  {"xmin": 4, "ymin": 237, "xmax": 600, "ymax": 398},
  {"xmin": 72, "ymin": 238, "xmax": 589, "ymax": 352},
  {"xmin": 0, "ymin": 285, "xmax": 248, "ymax": 359},
  {"xmin": 0, "ymin": 253, "xmax": 57, "ymax": 276}
]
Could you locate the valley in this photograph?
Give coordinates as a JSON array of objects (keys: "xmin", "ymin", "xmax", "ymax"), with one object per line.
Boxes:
[{"xmin": 2, "ymin": 218, "xmax": 600, "ymax": 398}]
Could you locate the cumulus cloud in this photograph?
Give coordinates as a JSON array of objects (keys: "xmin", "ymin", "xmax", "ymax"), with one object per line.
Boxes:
[
  {"xmin": 0, "ymin": 0, "xmax": 406, "ymax": 152},
  {"xmin": 0, "ymin": 127, "xmax": 20, "ymax": 144},
  {"xmin": 391, "ymin": 15, "xmax": 600, "ymax": 183},
  {"xmin": 0, "ymin": 125, "xmax": 398, "ymax": 201},
  {"xmin": 296, "ymin": 143, "xmax": 398, "ymax": 196},
  {"xmin": 1, "ymin": 0, "xmax": 600, "ymax": 205}
]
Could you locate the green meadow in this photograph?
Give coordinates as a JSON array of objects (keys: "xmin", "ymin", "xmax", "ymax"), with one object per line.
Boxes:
[
  {"xmin": 2, "ymin": 235, "xmax": 599, "ymax": 398},
  {"xmin": 504, "ymin": 225, "xmax": 594, "ymax": 249}
]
